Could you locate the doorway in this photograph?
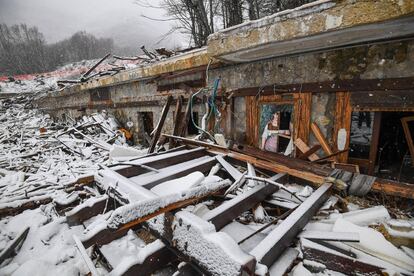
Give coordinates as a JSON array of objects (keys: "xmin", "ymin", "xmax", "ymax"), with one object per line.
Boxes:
[{"xmin": 349, "ymin": 111, "xmax": 414, "ymax": 182}]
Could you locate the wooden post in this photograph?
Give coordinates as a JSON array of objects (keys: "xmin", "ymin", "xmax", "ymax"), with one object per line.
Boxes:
[
  {"xmin": 401, "ymin": 116, "xmax": 414, "ymax": 167},
  {"xmin": 333, "ymin": 92, "xmax": 351, "ymax": 163},
  {"xmin": 169, "ymin": 95, "xmax": 183, "ymax": 148},
  {"xmin": 149, "ymin": 95, "xmax": 173, "ymax": 153}
]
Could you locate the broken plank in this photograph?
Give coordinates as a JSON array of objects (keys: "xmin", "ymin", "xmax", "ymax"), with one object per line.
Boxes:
[
  {"xmin": 73, "ymin": 234, "xmax": 100, "ymax": 276},
  {"xmin": 268, "ymin": 248, "xmax": 299, "ymax": 276},
  {"xmin": 167, "ymin": 135, "xmax": 414, "ymax": 199},
  {"xmin": 0, "ymin": 196, "xmax": 52, "ymax": 219},
  {"xmin": 114, "ymin": 147, "xmax": 207, "ymax": 178},
  {"xmin": 81, "ymin": 179, "xmax": 231, "ymax": 248},
  {"xmin": 169, "ymin": 95, "xmax": 183, "ymax": 149},
  {"xmin": 216, "ymin": 155, "xmax": 243, "ymax": 180},
  {"xmin": 250, "ymin": 183, "xmax": 332, "ymax": 267},
  {"xmin": 311, "ymin": 122, "xmax": 334, "ymax": 158},
  {"xmin": 66, "ymin": 195, "xmax": 108, "ymax": 225},
  {"xmin": 171, "ymin": 211, "xmax": 256, "ymax": 276},
  {"xmin": 107, "ymin": 240, "xmax": 176, "ymax": 276},
  {"xmin": 204, "ymin": 173, "xmax": 288, "ymax": 230},
  {"xmin": 0, "ymin": 227, "xmax": 30, "ymax": 264},
  {"xmin": 301, "ymin": 238, "xmax": 383, "ymax": 276},
  {"xmin": 294, "ymin": 138, "xmax": 320, "ymax": 161},
  {"xmin": 149, "ymin": 95, "xmax": 173, "ymax": 153},
  {"xmin": 299, "ymin": 230, "xmax": 360, "ymax": 242}
]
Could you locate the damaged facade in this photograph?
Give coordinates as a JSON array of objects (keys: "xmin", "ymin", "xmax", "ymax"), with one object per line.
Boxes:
[
  {"xmin": 2, "ymin": 0, "xmax": 414, "ymax": 275},
  {"xmin": 37, "ymin": 0, "xmax": 414, "ymax": 183}
]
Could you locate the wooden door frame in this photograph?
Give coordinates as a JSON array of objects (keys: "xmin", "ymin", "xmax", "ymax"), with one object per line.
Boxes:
[{"xmin": 245, "ymin": 93, "xmax": 312, "ymax": 154}]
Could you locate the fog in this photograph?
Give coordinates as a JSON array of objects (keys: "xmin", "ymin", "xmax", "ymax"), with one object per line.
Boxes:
[{"xmin": 0, "ymin": 0, "xmax": 186, "ymax": 53}]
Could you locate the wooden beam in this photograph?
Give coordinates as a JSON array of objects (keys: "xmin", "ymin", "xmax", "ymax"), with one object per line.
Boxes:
[
  {"xmin": 333, "ymin": 92, "xmax": 351, "ymax": 163},
  {"xmin": 311, "ymin": 122, "xmax": 334, "ymax": 158},
  {"xmin": 180, "ymin": 95, "xmax": 192, "ymax": 137},
  {"xmin": 169, "ymin": 95, "xmax": 183, "ymax": 148},
  {"xmin": 401, "ymin": 116, "xmax": 414, "ymax": 166},
  {"xmin": 203, "ymin": 173, "xmax": 288, "ymax": 230},
  {"xmin": 301, "ymin": 239, "xmax": 383, "ymax": 275},
  {"xmin": 0, "ymin": 227, "xmax": 30, "ymax": 264},
  {"xmin": 73, "ymin": 234, "xmax": 100, "ymax": 276},
  {"xmin": 294, "ymin": 138, "xmax": 320, "ymax": 161},
  {"xmin": 114, "ymin": 147, "xmax": 207, "ymax": 178},
  {"xmin": 66, "ymin": 196, "xmax": 108, "ymax": 225},
  {"xmin": 165, "ymin": 135, "xmax": 414, "ymax": 199},
  {"xmin": 250, "ymin": 183, "xmax": 332, "ymax": 267},
  {"xmin": 299, "ymin": 145, "xmax": 322, "ymax": 160},
  {"xmin": 149, "ymin": 95, "xmax": 173, "ymax": 153}
]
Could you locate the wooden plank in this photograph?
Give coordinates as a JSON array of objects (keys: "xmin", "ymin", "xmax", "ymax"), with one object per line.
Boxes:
[
  {"xmin": 294, "ymin": 138, "xmax": 320, "ymax": 161},
  {"xmin": 114, "ymin": 147, "xmax": 207, "ymax": 178},
  {"xmin": 268, "ymin": 248, "xmax": 299, "ymax": 276},
  {"xmin": 73, "ymin": 234, "xmax": 100, "ymax": 276},
  {"xmin": 169, "ymin": 95, "xmax": 183, "ymax": 148},
  {"xmin": 216, "ymin": 155, "xmax": 243, "ymax": 180},
  {"xmin": 180, "ymin": 97, "xmax": 192, "ymax": 137},
  {"xmin": 299, "ymin": 231, "xmax": 359, "ymax": 242},
  {"xmin": 311, "ymin": 122, "xmax": 334, "ymax": 158},
  {"xmin": 149, "ymin": 95, "xmax": 173, "ymax": 153},
  {"xmin": 81, "ymin": 179, "xmax": 230, "ymax": 248},
  {"xmin": 204, "ymin": 173, "xmax": 288, "ymax": 230},
  {"xmin": 333, "ymin": 162, "xmax": 360, "ymax": 173},
  {"xmin": 0, "ymin": 227, "xmax": 30, "ymax": 264},
  {"xmin": 250, "ymin": 183, "xmax": 332, "ymax": 267},
  {"xmin": 166, "ymin": 135, "xmax": 414, "ymax": 199},
  {"xmin": 401, "ymin": 116, "xmax": 414, "ymax": 166},
  {"xmin": 118, "ymin": 245, "xmax": 177, "ymax": 276},
  {"xmin": 0, "ymin": 198, "xmax": 52, "ymax": 219},
  {"xmin": 301, "ymin": 239, "xmax": 383, "ymax": 275},
  {"xmin": 333, "ymin": 92, "xmax": 351, "ymax": 163},
  {"xmin": 367, "ymin": 112, "xmax": 382, "ymax": 175},
  {"xmin": 230, "ymin": 78, "xmax": 414, "ymax": 96},
  {"xmin": 299, "ymin": 145, "xmax": 322, "ymax": 160},
  {"xmin": 296, "ymin": 92, "xmax": 312, "ymax": 145},
  {"xmin": 140, "ymin": 156, "xmax": 217, "ymax": 189},
  {"xmin": 66, "ymin": 196, "xmax": 108, "ymax": 225}
]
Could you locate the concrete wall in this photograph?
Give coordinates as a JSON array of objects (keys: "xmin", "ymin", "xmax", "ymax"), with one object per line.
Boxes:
[{"xmin": 37, "ymin": 39, "xmax": 414, "ymax": 146}]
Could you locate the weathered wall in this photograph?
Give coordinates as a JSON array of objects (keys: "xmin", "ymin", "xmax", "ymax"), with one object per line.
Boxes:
[
  {"xmin": 38, "ymin": 39, "xmax": 414, "ymax": 146},
  {"xmin": 209, "ymin": 40, "xmax": 414, "ymax": 92}
]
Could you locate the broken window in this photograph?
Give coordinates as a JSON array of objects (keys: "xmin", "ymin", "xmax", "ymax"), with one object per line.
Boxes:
[
  {"xmin": 259, "ymin": 104, "xmax": 293, "ymax": 153},
  {"xmin": 349, "ymin": 111, "xmax": 374, "ymax": 160}
]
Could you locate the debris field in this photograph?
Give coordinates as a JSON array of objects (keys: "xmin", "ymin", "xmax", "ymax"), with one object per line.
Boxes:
[{"xmin": 0, "ymin": 91, "xmax": 413, "ymax": 276}]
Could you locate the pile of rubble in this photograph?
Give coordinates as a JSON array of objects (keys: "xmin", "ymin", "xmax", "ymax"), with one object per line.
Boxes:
[
  {"xmin": 0, "ymin": 104, "xmax": 413, "ymax": 275},
  {"xmin": 0, "ymin": 93, "xmax": 143, "ymax": 219}
]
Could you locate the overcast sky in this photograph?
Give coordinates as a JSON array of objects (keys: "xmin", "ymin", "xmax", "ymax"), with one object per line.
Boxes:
[{"xmin": 0, "ymin": 0, "xmax": 186, "ymax": 51}]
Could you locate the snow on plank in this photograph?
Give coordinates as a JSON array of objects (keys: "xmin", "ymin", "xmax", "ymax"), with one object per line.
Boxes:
[
  {"xmin": 299, "ymin": 230, "xmax": 360, "ymax": 242},
  {"xmin": 172, "ymin": 211, "xmax": 256, "ymax": 276},
  {"xmin": 250, "ymin": 183, "xmax": 332, "ymax": 267},
  {"xmin": 204, "ymin": 173, "xmax": 288, "ymax": 230},
  {"xmin": 80, "ymin": 179, "xmax": 231, "ymax": 248}
]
